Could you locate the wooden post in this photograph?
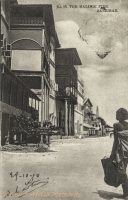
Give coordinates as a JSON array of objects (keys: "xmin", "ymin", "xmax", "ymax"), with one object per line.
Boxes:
[
  {"xmin": 65, "ymin": 99, "xmax": 68, "ymax": 136},
  {"xmin": 0, "ymin": 111, "xmax": 2, "ymax": 147},
  {"xmin": 68, "ymin": 101, "xmax": 71, "ymax": 136},
  {"xmin": 69, "ymin": 103, "xmax": 72, "ymax": 135},
  {"xmin": 71, "ymin": 103, "xmax": 74, "ymax": 135},
  {"xmin": 41, "ymin": 76, "xmax": 44, "ymax": 127}
]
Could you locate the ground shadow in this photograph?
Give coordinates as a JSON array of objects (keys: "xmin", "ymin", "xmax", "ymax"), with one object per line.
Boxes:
[
  {"xmin": 34, "ymin": 149, "xmax": 58, "ymax": 152},
  {"xmin": 94, "ymin": 190, "xmax": 122, "ymax": 200},
  {"xmin": 48, "ymin": 150, "xmax": 58, "ymax": 152},
  {"xmin": 81, "ymin": 135, "xmax": 108, "ymax": 139}
]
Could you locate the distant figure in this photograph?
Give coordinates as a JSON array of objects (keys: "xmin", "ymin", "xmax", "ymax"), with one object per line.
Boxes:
[
  {"xmin": 110, "ymin": 108, "xmax": 128, "ymax": 198},
  {"xmin": 109, "ymin": 132, "xmax": 113, "ymax": 138}
]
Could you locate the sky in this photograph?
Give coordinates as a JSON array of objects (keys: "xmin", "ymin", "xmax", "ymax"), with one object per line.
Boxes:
[{"xmin": 18, "ymin": 0, "xmax": 128, "ymax": 126}]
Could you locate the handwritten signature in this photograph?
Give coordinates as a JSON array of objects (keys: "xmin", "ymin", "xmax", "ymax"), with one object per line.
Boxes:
[
  {"xmin": 22, "ymin": 176, "xmax": 49, "ymax": 191},
  {"xmin": 4, "ymin": 176, "xmax": 49, "ymax": 198}
]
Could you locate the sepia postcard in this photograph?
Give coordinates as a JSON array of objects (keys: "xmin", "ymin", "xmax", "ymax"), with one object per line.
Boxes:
[{"xmin": 1, "ymin": 0, "xmax": 128, "ymax": 199}]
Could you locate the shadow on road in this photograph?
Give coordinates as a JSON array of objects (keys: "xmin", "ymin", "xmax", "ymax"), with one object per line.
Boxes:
[
  {"xmin": 48, "ymin": 150, "xmax": 58, "ymax": 152},
  {"xmin": 94, "ymin": 190, "xmax": 122, "ymax": 200}
]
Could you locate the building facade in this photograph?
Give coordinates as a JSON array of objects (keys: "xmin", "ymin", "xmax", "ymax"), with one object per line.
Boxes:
[
  {"xmin": 74, "ymin": 77, "xmax": 84, "ymax": 135},
  {"xmin": 55, "ymin": 48, "xmax": 82, "ymax": 136},
  {"xmin": 90, "ymin": 114, "xmax": 102, "ymax": 135},
  {"xmin": 0, "ymin": 0, "xmax": 40, "ymax": 146},
  {"xmin": 83, "ymin": 98, "xmax": 95, "ymax": 135},
  {"xmin": 83, "ymin": 99, "xmax": 103, "ymax": 136},
  {"xmin": 9, "ymin": 4, "xmax": 60, "ymax": 127},
  {"xmin": 49, "ymin": 36, "xmax": 59, "ymax": 126},
  {"xmin": 0, "ymin": 1, "xmax": 83, "ymax": 145}
]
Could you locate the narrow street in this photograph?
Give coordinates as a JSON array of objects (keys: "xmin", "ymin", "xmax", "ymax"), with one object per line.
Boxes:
[{"xmin": 1, "ymin": 136, "xmax": 125, "ymax": 200}]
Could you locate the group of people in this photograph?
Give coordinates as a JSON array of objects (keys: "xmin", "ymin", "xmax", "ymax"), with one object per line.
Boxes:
[{"xmin": 111, "ymin": 108, "xmax": 128, "ymax": 199}]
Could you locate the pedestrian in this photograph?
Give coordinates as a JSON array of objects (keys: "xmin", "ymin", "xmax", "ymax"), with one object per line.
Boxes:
[
  {"xmin": 110, "ymin": 131, "xmax": 113, "ymax": 138},
  {"xmin": 110, "ymin": 108, "xmax": 128, "ymax": 199}
]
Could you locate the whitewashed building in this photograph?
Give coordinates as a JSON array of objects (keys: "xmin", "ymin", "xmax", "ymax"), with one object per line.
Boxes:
[
  {"xmin": 74, "ymin": 77, "xmax": 84, "ymax": 135},
  {"xmin": 49, "ymin": 36, "xmax": 59, "ymax": 126}
]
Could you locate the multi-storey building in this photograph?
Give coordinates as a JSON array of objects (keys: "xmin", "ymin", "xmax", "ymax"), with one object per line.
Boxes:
[
  {"xmin": 55, "ymin": 48, "xmax": 82, "ymax": 136},
  {"xmin": 91, "ymin": 114, "xmax": 102, "ymax": 135},
  {"xmin": 0, "ymin": 0, "xmax": 40, "ymax": 146},
  {"xmin": 49, "ymin": 35, "xmax": 60, "ymax": 126},
  {"xmin": 0, "ymin": 2, "xmax": 83, "ymax": 145},
  {"xmin": 83, "ymin": 98, "xmax": 95, "ymax": 135},
  {"xmin": 1, "ymin": 0, "xmax": 17, "ymax": 66},
  {"xmin": 83, "ymin": 99, "xmax": 102, "ymax": 136},
  {"xmin": 74, "ymin": 77, "xmax": 84, "ymax": 135},
  {"xmin": 9, "ymin": 4, "xmax": 60, "ymax": 127}
]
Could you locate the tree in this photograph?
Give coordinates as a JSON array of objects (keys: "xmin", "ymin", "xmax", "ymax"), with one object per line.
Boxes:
[{"xmin": 11, "ymin": 114, "xmax": 41, "ymax": 145}]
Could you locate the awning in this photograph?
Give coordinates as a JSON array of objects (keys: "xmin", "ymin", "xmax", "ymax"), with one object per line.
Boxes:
[
  {"xmin": 95, "ymin": 127, "xmax": 100, "ymax": 131},
  {"xmin": 83, "ymin": 123, "xmax": 95, "ymax": 129}
]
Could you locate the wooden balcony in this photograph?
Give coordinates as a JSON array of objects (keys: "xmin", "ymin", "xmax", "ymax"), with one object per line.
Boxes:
[
  {"xmin": 55, "ymin": 65, "xmax": 77, "ymax": 78},
  {"xmin": 56, "ymin": 88, "xmax": 77, "ymax": 104}
]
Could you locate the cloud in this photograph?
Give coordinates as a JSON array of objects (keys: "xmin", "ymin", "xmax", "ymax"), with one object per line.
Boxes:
[
  {"xmin": 56, "ymin": 20, "xmax": 82, "ymax": 47},
  {"xmin": 56, "ymin": 18, "xmax": 128, "ymax": 125}
]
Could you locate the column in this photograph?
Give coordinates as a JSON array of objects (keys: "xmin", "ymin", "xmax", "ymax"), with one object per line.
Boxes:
[
  {"xmin": 48, "ymin": 89, "xmax": 49, "ymax": 120},
  {"xmin": 46, "ymin": 86, "xmax": 48, "ymax": 120},
  {"xmin": 41, "ymin": 76, "xmax": 44, "ymax": 127},
  {"xmin": 72, "ymin": 104, "xmax": 74, "ymax": 135},
  {"xmin": 45, "ymin": 85, "xmax": 47, "ymax": 120},
  {"xmin": 68, "ymin": 101, "xmax": 70, "ymax": 135},
  {"xmin": 46, "ymin": 87, "xmax": 49, "ymax": 120},
  {"xmin": 68, "ymin": 102, "xmax": 72, "ymax": 135},
  {"xmin": 0, "ymin": 111, "xmax": 2, "ymax": 147},
  {"xmin": 44, "ymin": 83, "xmax": 46, "ymax": 121},
  {"xmin": 70, "ymin": 103, "xmax": 72, "ymax": 135},
  {"xmin": 71, "ymin": 103, "xmax": 74, "ymax": 135},
  {"xmin": 65, "ymin": 99, "xmax": 68, "ymax": 136}
]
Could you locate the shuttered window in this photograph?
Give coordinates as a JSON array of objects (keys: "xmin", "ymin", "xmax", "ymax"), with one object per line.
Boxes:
[{"xmin": 2, "ymin": 74, "xmax": 11, "ymax": 104}]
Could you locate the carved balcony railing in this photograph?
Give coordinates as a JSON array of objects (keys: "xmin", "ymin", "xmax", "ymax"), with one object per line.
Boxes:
[
  {"xmin": 56, "ymin": 88, "xmax": 77, "ymax": 104},
  {"xmin": 10, "ymin": 17, "xmax": 44, "ymax": 26}
]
